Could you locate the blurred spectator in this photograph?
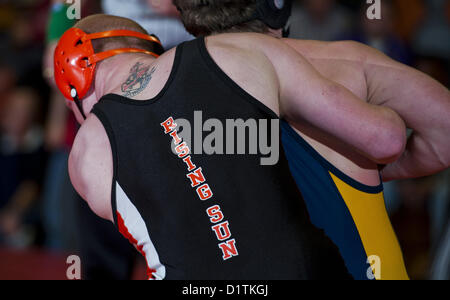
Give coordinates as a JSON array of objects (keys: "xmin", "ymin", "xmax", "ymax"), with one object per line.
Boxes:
[
  {"xmin": 40, "ymin": 0, "xmax": 138, "ymax": 279},
  {"xmin": 411, "ymin": 54, "xmax": 449, "ymax": 280},
  {"xmin": 431, "ymin": 219, "xmax": 450, "ymax": 280},
  {"xmin": 40, "ymin": 0, "xmax": 101, "ymax": 252},
  {"xmin": 0, "ymin": 3, "xmax": 15, "ymax": 30},
  {"xmin": 389, "ymin": 176, "xmax": 435, "ymax": 279},
  {"xmin": 429, "ymin": 171, "xmax": 450, "ymax": 245},
  {"xmin": 415, "ymin": 55, "xmax": 449, "ymax": 87},
  {"xmin": 40, "ymin": 1, "xmax": 79, "ymax": 251},
  {"xmin": 0, "ymin": 11, "xmax": 44, "ymax": 82},
  {"xmin": 102, "ymin": 0, "xmax": 193, "ymax": 49},
  {"xmin": 391, "ymin": 0, "xmax": 425, "ymax": 43},
  {"xmin": 0, "ymin": 63, "xmax": 17, "ymax": 112},
  {"xmin": 289, "ymin": 0, "xmax": 353, "ymax": 41},
  {"xmin": 447, "ymin": 0, "xmax": 450, "ymax": 22},
  {"xmin": 387, "ymin": 171, "xmax": 450, "ymax": 280},
  {"xmin": 40, "ymin": 92, "xmax": 80, "ymax": 251},
  {"xmin": 341, "ymin": 0, "xmax": 412, "ymax": 65},
  {"xmin": 413, "ymin": 0, "xmax": 450, "ymax": 62},
  {"xmin": 0, "ymin": 87, "xmax": 47, "ymax": 248}
]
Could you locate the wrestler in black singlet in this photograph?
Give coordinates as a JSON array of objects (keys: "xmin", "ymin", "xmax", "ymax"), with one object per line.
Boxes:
[{"xmin": 92, "ymin": 37, "xmax": 351, "ymax": 280}]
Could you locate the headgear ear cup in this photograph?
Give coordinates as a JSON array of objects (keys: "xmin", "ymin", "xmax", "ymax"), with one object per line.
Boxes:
[
  {"xmin": 252, "ymin": 0, "xmax": 293, "ymax": 30},
  {"xmin": 54, "ymin": 27, "xmax": 163, "ymax": 103},
  {"xmin": 54, "ymin": 28, "xmax": 96, "ymax": 102},
  {"xmin": 269, "ymin": 0, "xmax": 285, "ymax": 11}
]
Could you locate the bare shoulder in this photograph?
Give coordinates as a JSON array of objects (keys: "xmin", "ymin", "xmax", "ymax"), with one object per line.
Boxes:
[
  {"xmin": 69, "ymin": 114, "xmax": 114, "ymax": 223},
  {"xmin": 283, "ymin": 39, "xmax": 370, "ymax": 63},
  {"xmin": 110, "ymin": 47, "xmax": 177, "ymax": 101},
  {"xmin": 209, "ymin": 32, "xmax": 296, "ymax": 56},
  {"xmin": 286, "ymin": 38, "xmax": 404, "ymax": 67},
  {"xmin": 155, "ymin": 46, "xmax": 177, "ymax": 65},
  {"xmin": 206, "ymin": 33, "xmax": 285, "ymax": 115}
]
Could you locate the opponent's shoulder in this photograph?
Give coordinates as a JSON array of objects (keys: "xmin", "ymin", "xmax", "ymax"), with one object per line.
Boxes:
[
  {"xmin": 205, "ymin": 33, "xmax": 283, "ymax": 115},
  {"xmin": 69, "ymin": 114, "xmax": 114, "ymax": 222},
  {"xmin": 209, "ymin": 32, "xmax": 295, "ymax": 56},
  {"xmin": 328, "ymin": 40, "xmax": 402, "ymax": 69},
  {"xmin": 206, "ymin": 33, "xmax": 271, "ymax": 57}
]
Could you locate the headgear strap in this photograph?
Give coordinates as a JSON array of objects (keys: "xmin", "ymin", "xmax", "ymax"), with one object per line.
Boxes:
[{"xmin": 54, "ymin": 28, "xmax": 163, "ymax": 103}]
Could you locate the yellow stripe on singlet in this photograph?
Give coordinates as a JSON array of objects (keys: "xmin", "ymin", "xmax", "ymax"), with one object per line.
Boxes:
[{"xmin": 329, "ymin": 173, "xmax": 410, "ymax": 280}]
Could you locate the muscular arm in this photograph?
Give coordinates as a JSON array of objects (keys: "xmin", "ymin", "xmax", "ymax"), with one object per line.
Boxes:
[
  {"xmin": 363, "ymin": 45, "xmax": 450, "ymax": 181},
  {"xmin": 68, "ymin": 115, "xmax": 114, "ymax": 223},
  {"xmin": 264, "ymin": 38, "xmax": 406, "ymax": 165}
]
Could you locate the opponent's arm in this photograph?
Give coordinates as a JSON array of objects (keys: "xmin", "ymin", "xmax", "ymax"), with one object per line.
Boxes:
[
  {"xmin": 363, "ymin": 45, "xmax": 450, "ymax": 181},
  {"xmin": 68, "ymin": 115, "xmax": 114, "ymax": 223},
  {"xmin": 265, "ymin": 38, "xmax": 406, "ymax": 165}
]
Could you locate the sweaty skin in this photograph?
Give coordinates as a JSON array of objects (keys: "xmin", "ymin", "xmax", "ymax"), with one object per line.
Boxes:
[
  {"xmin": 282, "ymin": 39, "xmax": 450, "ymax": 185},
  {"xmin": 69, "ymin": 32, "xmax": 406, "ymax": 223}
]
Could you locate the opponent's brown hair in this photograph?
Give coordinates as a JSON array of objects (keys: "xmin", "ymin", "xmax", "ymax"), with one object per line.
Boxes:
[{"xmin": 172, "ymin": 0, "xmax": 269, "ymax": 36}]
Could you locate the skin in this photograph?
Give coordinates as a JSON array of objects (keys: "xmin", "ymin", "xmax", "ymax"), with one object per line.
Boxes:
[
  {"xmin": 0, "ymin": 90, "xmax": 41, "ymax": 235},
  {"xmin": 282, "ymin": 38, "xmax": 450, "ymax": 185},
  {"xmin": 67, "ymin": 25, "xmax": 406, "ymax": 223},
  {"xmin": 147, "ymin": 0, "xmax": 180, "ymax": 17}
]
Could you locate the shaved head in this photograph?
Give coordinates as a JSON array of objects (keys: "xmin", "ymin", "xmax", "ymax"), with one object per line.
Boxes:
[{"xmin": 74, "ymin": 14, "xmax": 163, "ymax": 54}]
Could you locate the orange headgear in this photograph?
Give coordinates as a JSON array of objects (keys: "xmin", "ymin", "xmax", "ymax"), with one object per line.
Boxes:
[{"xmin": 54, "ymin": 28, "xmax": 163, "ymax": 103}]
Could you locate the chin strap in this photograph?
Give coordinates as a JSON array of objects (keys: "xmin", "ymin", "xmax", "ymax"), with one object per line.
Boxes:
[
  {"xmin": 282, "ymin": 26, "xmax": 290, "ymax": 38},
  {"xmin": 71, "ymin": 87, "xmax": 87, "ymax": 120}
]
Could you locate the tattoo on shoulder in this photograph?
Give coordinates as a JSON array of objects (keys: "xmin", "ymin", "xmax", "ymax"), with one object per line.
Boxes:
[{"xmin": 121, "ymin": 62, "xmax": 156, "ymax": 98}]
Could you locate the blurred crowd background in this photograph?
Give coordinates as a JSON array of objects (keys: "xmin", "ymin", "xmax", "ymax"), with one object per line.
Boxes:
[{"xmin": 0, "ymin": 0, "xmax": 448, "ymax": 280}]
